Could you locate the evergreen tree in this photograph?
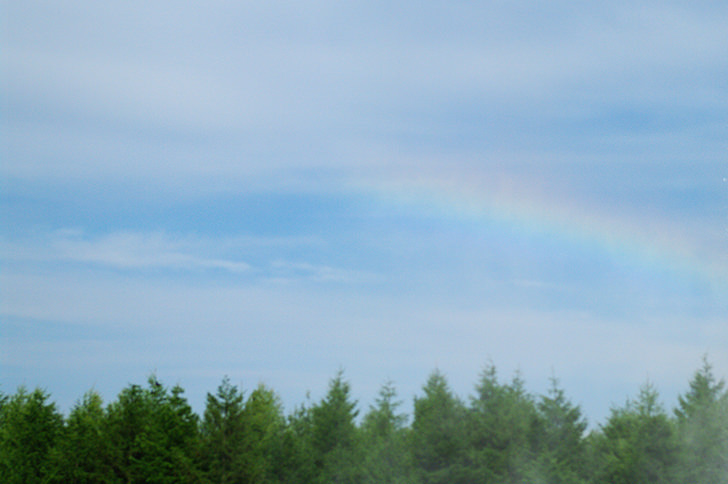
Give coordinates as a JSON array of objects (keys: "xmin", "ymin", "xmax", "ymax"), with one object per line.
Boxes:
[
  {"xmin": 274, "ymin": 400, "xmax": 316, "ymax": 484},
  {"xmin": 105, "ymin": 383, "xmax": 147, "ymax": 483},
  {"xmin": 0, "ymin": 387, "xmax": 64, "ymax": 484},
  {"xmin": 411, "ymin": 369, "xmax": 468, "ymax": 484},
  {"xmin": 593, "ymin": 382, "xmax": 677, "ymax": 484},
  {"xmin": 200, "ymin": 376, "xmax": 248, "ymax": 484},
  {"xmin": 105, "ymin": 377, "xmax": 200, "ymax": 484},
  {"xmin": 48, "ymin": 390, "xmax": 113, "ymax": 483},
  {"xmin": 674, "ymin": 357, "xmax": 728, "ymax": 484},
  {"xmin": 533, "ymin": 377, "xmax": 588, "ymax": 484},
  {"xmin": 240, "ymin": 383, "xmax": 285, "ymax": 484},
  {"xmin": 360, "ymin": 381, "xmax": 414, "ymax": 484},
  {"xmin": 309, "ymin": 369, "xmax": 361, "ymax": 484},
  {"xmin": 155, "ymin": 384, "xmax": 201, "ymax": 483},
  {"xmin": 465, "ymin": 365, "xmax": 540, "ymax": 484}
]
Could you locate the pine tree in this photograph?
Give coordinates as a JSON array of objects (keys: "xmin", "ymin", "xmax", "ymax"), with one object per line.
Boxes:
[
  {"xmin": 0, "ymin": 387, "xmax": 64, "ymax": 484},
  {"xmin": 533, "ymin": 377, "xmax": 588, "ymax": 484},
  {"xmin": 105, "ymin": 377, "xmax": 200, "ymax": 484},
  {"xmin": 360, "ymin": 381, "xmax": 414, "ymax": 484},
  {"xmin": 48, "ymin": 390, "xmax": 113, "ymax": 483},
  {"xmin": 593, "ymin": 382, "xmax": 677, "ymax": 484},
  {"xmin": 200, "ymin": 376, "xmax": 248, "ymax": 484},
  {"xmin": 465, "ymin": 365, "xmax": 540, "ymax": 484},
  {"xmin": 411, "ymin": 369, "xmax": 468, "ymax": 484},
  {"xmin": 274, "ymin": 400, "xmax": 317, "ymax": 484},
  {"xmin": 309, "ymin": 369, "xmax": 361, "ymax": 484},
  {"xmin": 240, "ymin": 383, "xmax": 285, "ymax": 484},
  {"xmin": 674, "ymin": 357, "xmax": 728, "ymax": 484}
]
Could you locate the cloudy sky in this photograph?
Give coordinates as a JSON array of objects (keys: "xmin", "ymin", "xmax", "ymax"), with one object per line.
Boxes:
[{"xmin": 2, "ymin": 1, "xmax": 727, "ymax": 424}]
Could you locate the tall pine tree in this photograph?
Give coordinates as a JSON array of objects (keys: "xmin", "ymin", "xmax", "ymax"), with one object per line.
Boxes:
[
  {"xmin": 360, "ymin": 381, "xmax": 414, "ymax": 484},
  {"xmin": 593, "ymin": 382, "xmax": 677, "ymax": 484},
  {"xmin": 200, "ymin": 376, "xmax": 247, "ymax": 484},
  {"xmin": 309, "ymin": 370, "xmax": 361, "ymax": 484},
  {"xmin": 465, "ymin": 365, "xmax": 540, "ymax": 484},
  {"xmin": 674, "ymin": 357, "xmax": 728, "ymax": 484},
  {"xmin": 0, "ymin": 387, "xmax": 64, "ymax": 484},
  {"xmin": 411, "ymin": 369, "xmax": 468, "ymax": 484},
  {"xmin": 533, "ymin": 377, "xmax": 588, "ymax": 484}
]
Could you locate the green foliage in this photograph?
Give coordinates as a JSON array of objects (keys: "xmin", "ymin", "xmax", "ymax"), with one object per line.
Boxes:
[
  {"xmin": 411, "ymin": 369, "xmax": 468, "ymax": 484},
  {"xmin": 360, "ymin": 381, "xmax": 414, "ymax": 484},
  {"xmin": 241, "ymin": 383, "xmax": 285, "ymax": 484},
  {"xmin": 0, "ymin": 387, "xmax": 64, "ymax": 484},
  {"xmin": 674, "ymin": 357, "xmax": 728, "ymax": 484},
  {"xmin": 465, "ymin": 365, "xmax": 541, "ymax": 484},
  {"xmin": 201, "ymin": 378, "xmax": 286, "ymax": 484},
  {"xmin": 105, "ymin": 377, "xmax": 200, "ymax": 484},
  {"xmin": 533, "ymin": 377, "xmax": 588, "ymax": 484},
  {"xmin": 274, "ymin": 401, "xmax": 317, "ymax": 484},
  {"xmin": 309, "ymin": 369, "xmax": 361, "ymax": 484},
  {"xmin": 200, "ymin": 376, "xmax": 248, "ymax": 484},
  {"xmin": 593, "ymin": 382, "xmax": 677, "ymax": 484},
  {"xmin": 48, "ymin": 390, "xmax": 113, "ymax": 483},
  {"xmin": 1, "ymin": 358, "xmax": 726, "ymax": 484}
]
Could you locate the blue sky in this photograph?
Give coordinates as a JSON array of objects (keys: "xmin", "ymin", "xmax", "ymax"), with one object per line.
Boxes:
[{"xmin": 2, "ymin": 1, "xmax": 727, "ymax": 424}]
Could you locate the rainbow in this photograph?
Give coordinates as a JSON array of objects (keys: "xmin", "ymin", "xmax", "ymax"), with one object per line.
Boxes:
[{"xmin": 356, "ymin": 169, "xmax": 728, "ymax": 292}]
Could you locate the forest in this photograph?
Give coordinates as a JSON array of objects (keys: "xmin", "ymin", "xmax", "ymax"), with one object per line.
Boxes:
[{"xmin": 1, "ymin": 358, "xmax": 726, "ymax": 484}]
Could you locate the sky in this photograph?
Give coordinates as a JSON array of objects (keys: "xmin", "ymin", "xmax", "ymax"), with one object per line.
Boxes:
[{"xmin": 2, "ymin": 1, "xmax": 727, "ymax": 425}]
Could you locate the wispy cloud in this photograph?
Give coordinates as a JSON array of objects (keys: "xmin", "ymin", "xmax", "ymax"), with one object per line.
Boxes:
[
  {"xmin": 2, "ymin": 230, "xmax": 250, "ymax": 273},
  {"xmin": 269, "ymin": 260, "xmax": 377, "ymax": 284},
  {"xmin": 1, "ymin": 229, "xmax": 379, "ymax": 285},
  {"xmin": 52, "ymin": 231, "xmax": 251, "ymax": 273}
]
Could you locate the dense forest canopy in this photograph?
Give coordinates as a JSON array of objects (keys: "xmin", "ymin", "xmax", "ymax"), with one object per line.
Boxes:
[{"xmin": 1, "ymin": 358, "xmax": 726, "ymax": 484}]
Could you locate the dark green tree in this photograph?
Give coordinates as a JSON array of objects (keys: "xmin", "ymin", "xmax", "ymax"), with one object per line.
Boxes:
[
  {"xmin": 48, "ymin": 390, "xmax": 113, "ymax": 483},
  {"xmin": 309, "ymin": 370, "xmax": 361, "ymax": 484},
  {"xmin": 105, "ymin": 377, "xmax": 200, "ymax": 484},
  {"xmin": 465, "ymin": 365, "xmax": 540, "ymax": 484},
  {"xmin": 200, "ymin": 376, "xmax": 248, "ymax": 484},
  {"xmin": 274, "ymin": 400, "xmax": 316, "ymax": 484},
  {"xmin": 533, "ymin": 377, "xmax": 588, "ymax": 484},
  {"xmin": 674, "ymin": 357, "xmax": 728, "ymax": 484},
  {"xmin": 155, "ymin": 384, "xmax": 201, "ymax": 482},
  {"xmin": 593, "ymin": 382, "xmax": 677, "ymax": 484},
  {"xmin": 360, "ymin": 381, "xmax": 414, "ymax": 484},
  {"xmin": 0, "ymin": 387, "xmax": 64, "ymax": 484},
  {"xmin": 411, "ymin": 369, "xmax": 468, "ymax": 484}
]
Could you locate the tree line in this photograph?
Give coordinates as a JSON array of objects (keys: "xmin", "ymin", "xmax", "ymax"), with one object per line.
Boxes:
[{"xmin": 1, "ymin": 358, "xmax": 726, "ymax": 484}]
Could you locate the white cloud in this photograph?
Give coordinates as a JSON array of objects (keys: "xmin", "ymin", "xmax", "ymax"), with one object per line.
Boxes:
[
  {"xmin": 1, "ymin": 230, "xmax": 251, "ymax": 273},
  {"xmin": 53, "ymin": 231, "xmax": 251, "ymax": 273},
  {"xmin": 269, "ymin": 260, "xmax": 377, "ymax": 284},
  {"xmin": 1, "ymin": 229, "xmax": 380, "ymax": 288}
]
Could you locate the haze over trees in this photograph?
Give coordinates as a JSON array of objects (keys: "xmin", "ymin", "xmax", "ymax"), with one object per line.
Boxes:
[{"xmin": 1, "ymin": 358, "xmax": 726, "ymax": 484}]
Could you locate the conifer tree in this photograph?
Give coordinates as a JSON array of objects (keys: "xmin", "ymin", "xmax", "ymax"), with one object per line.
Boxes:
[
  {"xmin": 411, "ymin": 369, "xmax": 468, "ymax": 484},
  {"xmin": 200, "ymin": 376, "xmax": 248, "ymax": 484},
  {"xmin": 533, "ymin": 377, "xmax": 588, "ymax": 484},
  {"xmin": 593, "ymin": 382, "xmax": 677, "ymax": 484},
  {"xmin": 309, "ymin": 370, "xmax": 361, "ymax": 484},
  {"xmin": 274, "ymin": 400, "xmax": 317, "ymax": 484},
  {"xmin": 48, "ymin": 390, "xmax": 112, "ymax": 483},
  {"xmin": 240, "ymin": 383, "xmax": 285, "ymax": 484},
  {"xmin": 465, "ymin": 365, "xmax": 540, "ymax": 484},
  {"xmin": 360, "ymin": 381, "xmax": 414, "ymax": 484},
  {"xmin": 674, "ymin": 357, "xmax": 728, "ymax": 484},
  {"xmin": 105, "ymin": 378, "xmax": 199, "ymax": 484},
  {"xmin": 0, "ymin": 387, "xmax": 64, "ymax": 484}
]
